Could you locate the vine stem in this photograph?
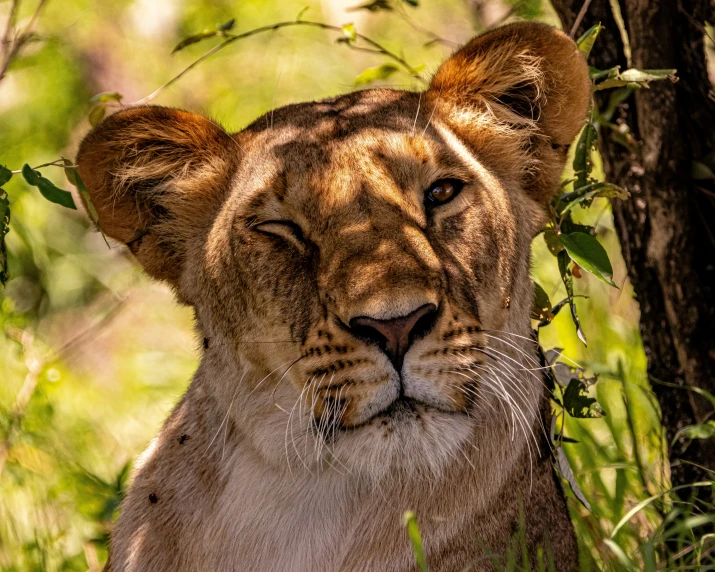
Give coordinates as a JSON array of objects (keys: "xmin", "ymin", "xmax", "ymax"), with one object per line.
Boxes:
[
  {"xmin": 131, "ymin": 19, "xmax": 426, "ymax": 107},
  {"xmin": 569, "ymin": 0, "xmax": 595, "ymax": 38}
]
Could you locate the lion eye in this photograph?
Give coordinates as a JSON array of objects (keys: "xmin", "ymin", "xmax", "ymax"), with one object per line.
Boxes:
[{"xmin": 425, "ymin": 179, "xmax": 464, "ymax": 207}]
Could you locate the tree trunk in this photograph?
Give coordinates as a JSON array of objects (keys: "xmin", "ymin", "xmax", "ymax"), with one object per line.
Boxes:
[{"xmin": 550, "ymin": 0, "xmax": 715, "ymax": 490}]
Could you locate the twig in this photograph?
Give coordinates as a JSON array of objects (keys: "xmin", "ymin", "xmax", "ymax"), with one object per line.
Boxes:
[
  {"xmin": 0, "ymin": 0, "xmax": 47, "ymax": 82},
  {"xmin": 131, "ymin": 19, "xmax": 426, "ymax": 106},
  {"xmin": 569, "ymin": 0, "xmax": 595, "ymax": 38},
  {"xmin": 391, "ymin": 2, "xmax": 457, "ymax": 47},
  {"xmin": 10, "ymin": 159, "xmax": 75, "ymax": 174},
  {"xmin": 1, "ymin": 0, "xmax": 19, "ymax": 56}
]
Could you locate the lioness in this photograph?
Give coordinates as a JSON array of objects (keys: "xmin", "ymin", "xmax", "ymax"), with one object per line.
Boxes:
[{"xmin": 77, "ymin": 22, "xmax": 589, "ymax": 571}]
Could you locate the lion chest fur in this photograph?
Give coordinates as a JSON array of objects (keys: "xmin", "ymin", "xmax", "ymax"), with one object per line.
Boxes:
[{"xmin": 79, "ymin": 22, "xmax": 589, "ymax": 572}]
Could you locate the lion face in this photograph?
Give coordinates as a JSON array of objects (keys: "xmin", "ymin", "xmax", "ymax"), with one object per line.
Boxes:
[{"xmin": 77, "ymin": 23, "xmax": 590, "ymax": 479}]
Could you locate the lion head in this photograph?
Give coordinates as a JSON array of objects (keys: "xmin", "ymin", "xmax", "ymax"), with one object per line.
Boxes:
[{"xmin": 77, "ymin": 23, "xmax": 589, "ymax": 482}]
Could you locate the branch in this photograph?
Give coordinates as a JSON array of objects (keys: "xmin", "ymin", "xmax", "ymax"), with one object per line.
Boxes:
[
  {"xmin": 131, "ymin": 19, "xmax": 426, "ymax": 106},
  {"xmin": 569, "ymin": 0, "xmax": 595, "ymax": 38},
  {"xmin": 0, "ymin": 0, "xmax": 48, "ymax": 82}
]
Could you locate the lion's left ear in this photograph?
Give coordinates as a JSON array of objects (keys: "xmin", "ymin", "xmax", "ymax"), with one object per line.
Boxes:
[
  {"xmin": 429, "ymin": 22, "xmax": 591, "ymax": 203},
  {"xmin": 430, "ymin": 22, "xmax": 590, "ymax": 145}
]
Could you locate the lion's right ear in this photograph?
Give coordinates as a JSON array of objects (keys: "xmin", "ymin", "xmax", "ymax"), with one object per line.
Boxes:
[{"xmin": 77, "ymin": 106, "xmax": 239, "ymax": 285}]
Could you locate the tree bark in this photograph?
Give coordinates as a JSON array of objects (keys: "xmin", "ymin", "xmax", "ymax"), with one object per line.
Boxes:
[{"xmin": 551, "ymin": 0, "xmax": 715, "ymax": 490}]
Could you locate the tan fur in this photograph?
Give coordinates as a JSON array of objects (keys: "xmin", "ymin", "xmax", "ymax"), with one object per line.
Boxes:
[{"xmin": 79, "ymin": 23, "xmax": 589, "ymax": 571}]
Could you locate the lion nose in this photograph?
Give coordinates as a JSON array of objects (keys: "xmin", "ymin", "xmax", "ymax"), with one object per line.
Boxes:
[{"xmin": 349, "ymin": 303, "xmax": 438, "ymax": 371}]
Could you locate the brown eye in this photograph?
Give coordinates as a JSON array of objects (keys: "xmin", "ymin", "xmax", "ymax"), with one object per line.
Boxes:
[{"xmin": 425, "ymin": 179, "xmax": 464, "ymax": 207}]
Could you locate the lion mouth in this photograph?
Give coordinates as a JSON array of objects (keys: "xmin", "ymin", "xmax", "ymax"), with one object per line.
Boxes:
[{"xmin": 335, "ymin": 395, "xmax": 463, "ymax": 433}]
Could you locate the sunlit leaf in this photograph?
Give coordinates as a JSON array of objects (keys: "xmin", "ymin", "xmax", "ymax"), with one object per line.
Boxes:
[
  {"xmin": 171, "ymin": 31, "xmax": 219, "ymax": 53},
  {"xmin": 0, "ymin": 165, "xmax": 12, "ymax": 186},
  {"xmin": 576, "ymin": 24, "xmax": 602, "ymax": 59},
  {"xmin": 354, "ymin": 63, "xmax": 398, "ymax": 85},
  {"xmin": 89, "ymin": 91, "xmax": 123, "ymax": 104},
  {"xmin": 341, "ymin": 22, "xmax": 357, "ymax": 42},
  {"xmin": 21, "ymin": 164, "xmax": 77, "ymax": 210},
  {"xmin": 619, "ymin": 68, "xmax": 677, "ymax": 82},
  {"xmin": 403, "ymin": 511, "xmax": 428, "ymax": 572},
  {"xmin": 595, "ymin": 68, "xmax": 677, "ymax": 91},
  {"xmin": 559, "ymin": 232, "xmax": 616, "ymax": 287},
  {"xmin": 673, "ymin": 421, "xmax": 715, "ymax": 443},
  {"xmin": 89, "ymin": 104, "xmax": 106, "ymax": 127}
]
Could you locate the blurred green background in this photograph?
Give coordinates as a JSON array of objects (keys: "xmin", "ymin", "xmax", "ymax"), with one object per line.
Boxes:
[{"xmin": 0, "ymin": 0, "xmax": 706, "ymax": 569}]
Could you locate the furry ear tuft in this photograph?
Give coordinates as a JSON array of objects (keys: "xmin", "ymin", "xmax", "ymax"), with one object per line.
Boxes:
[
  {"xmin": 77, "ymin": 106, "xmax": 239, "ymax": 285},
  {"xmin": 430, "ymin": 22, "xmax": 591, "ymax": 146}
]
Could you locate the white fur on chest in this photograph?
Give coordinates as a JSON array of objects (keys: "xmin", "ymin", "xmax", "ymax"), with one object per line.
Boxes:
[{"xmin": 204, "ymin": 445, "xmax": 357, "ymax": 572}]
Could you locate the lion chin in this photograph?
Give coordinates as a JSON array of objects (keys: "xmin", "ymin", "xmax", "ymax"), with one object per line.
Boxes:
[{"xmin": 77, "ymin": 21, "xmax": 590, "ymax": 572}]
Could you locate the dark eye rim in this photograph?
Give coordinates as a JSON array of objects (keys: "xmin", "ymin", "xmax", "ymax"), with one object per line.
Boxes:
[
  {"xmin": 424, "ymin": 178, "xmax": 466, "ymax": 207},
  {"xmin": 252, "ymin": 219, "xmax": 306, "ymax": 244}
]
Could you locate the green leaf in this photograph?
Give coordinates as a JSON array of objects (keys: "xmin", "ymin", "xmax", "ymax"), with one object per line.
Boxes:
[
  {"xmin": 216, "ymin": 18, "xmax": 235, "ymax": 32},
  {"xmin": 576, "ymin": 24, "xmax": 602, "ymax": 59},
  {"xmin": 354, "ymin": 63, "xmax": 399, "ymax": 85},
  {"xmin": 595, "ymin": 68, "xmax": 677, "ymax": 91},
  {"xmin": 558, "ymin": 251, "xmax": 586, "ymax": 345},
  {"xmin": 341, "ymin": 23, "xmax": 357, "ymax": 42},
  {"xmin": 69, "ymin": 168, "xmax": 109, "ymax": 247},
  {"xmin": 89, "ymin": 104, "xmax": 106, "ymax": 127},
  {"xmin": 171, "ymin": 31, "xmax": 218, "ymax": 53},
  {"xmin": 558, "ymin": 183, "xmax": 629, "ymax": 214},
  {"xmin": 619, "ymin": 68, "xmax": 677, "ymax": 82},
  {"xmin": 61, "ymin": 157, "xmax": 77, "ymax": 186},
  {"xmin": 531, "ymin": 281, "xmax": 552, "ymax": 321},
  {"xmin": 673, "ymin": 421, "xmax": 715, "ymax": 444},
  {"xmin": 0, "ymin": 165, "xmax": 12, "ymax": 186},
  {"xmin": 589, "ymin": 65, "xmax": 619, "ymax": 81},
  {"xmin": 403, "ymin": 511, "xmax": 428, "ymax": 572},
  {"xmin": 562, "ymin": 378, "xmax": 600, "ymax": 418},
  {"xmin": 692, "ymin": 161, "xmax": 715, "ymax": 180},
  {"xmin": 21, "ymin": 164, "xmax": 77, "ymax": 210},
  {"xmin": 559, "ymin": 232, "xmax": 616, "ymax": 287},
  {"xmin": 543, "ymin": 228, "xmax": 564, "ymax": 255},
  {"xmin": 572, "ymin": 123, "xmax": 597, "ymax": 190},
  {"xmin": 599, "ymin": 87, "xmax": 633, "ymax": 123},
  {"xmin": 555, "ymin": 449, "xmax": 591, "ymax": 510},
  {"xmin": 89, "ymin": 91, "xmax": 123, "ymax": 104}
]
